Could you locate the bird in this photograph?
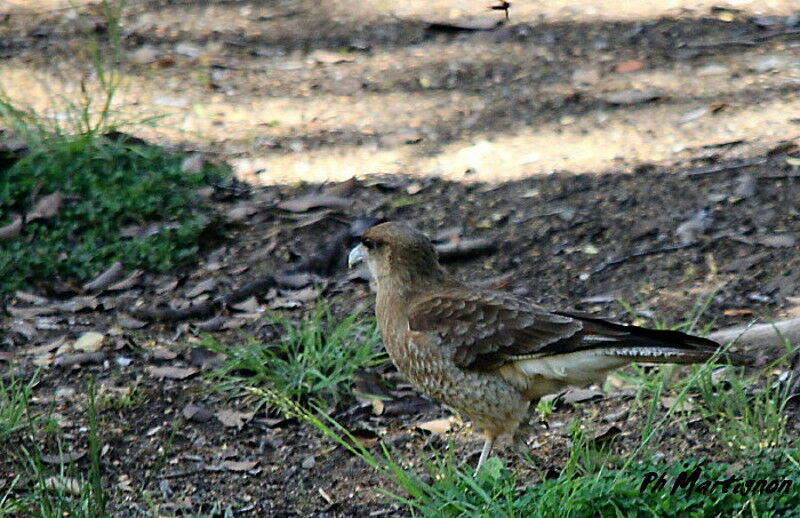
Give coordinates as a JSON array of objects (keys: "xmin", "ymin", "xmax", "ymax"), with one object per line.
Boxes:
[{"xmin": 348, "ymin": 221, "xmax": 751, "ymax": 472}]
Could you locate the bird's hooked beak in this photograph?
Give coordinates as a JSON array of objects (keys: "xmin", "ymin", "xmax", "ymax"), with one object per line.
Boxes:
[{"xmin": 348, "ymin": 245, "xmax": 365, "ymax": 268}]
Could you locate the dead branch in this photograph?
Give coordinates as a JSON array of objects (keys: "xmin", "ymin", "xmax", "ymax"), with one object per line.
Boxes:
[
  {"xmin": 435, "ymin": 238, "xmax": 496, "ymax": 261},
  {"xmin": 54, "ymin": 352, "xmax": 107, "ymax": 367},
  {"xmin": 683, "ymin": 28, "xmax": 800, "ymax": 49},
  {"xmin": 591, "ymin": 242, "xmax": 698, "ymax": 274},
  {"xmin": 708, "ymin": 317, "xmax": 800, "ymax": 350},
  {"xmin": 683, "ymin": 157, "xmax": 768, "ymax": 177},
  {"xmin": 760, "ymin": 173, "xmax": 800, "ymax": 179},
  {"xmin": 131, "ymin": 217, "xmax": 380, "ymax": 322}
]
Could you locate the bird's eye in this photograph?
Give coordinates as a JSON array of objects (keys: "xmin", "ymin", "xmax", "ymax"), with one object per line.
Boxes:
[{"xmin": 362, "ymin": 237, "xmax": 377, "ymax": 250}]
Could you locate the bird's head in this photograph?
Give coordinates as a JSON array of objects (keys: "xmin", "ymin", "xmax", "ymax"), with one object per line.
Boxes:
[{"xmin": 348, "ymin": 222, "xmax": 445, "ymax": 292}]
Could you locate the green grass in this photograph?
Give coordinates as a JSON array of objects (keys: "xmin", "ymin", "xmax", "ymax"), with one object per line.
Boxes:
[
  {"xmin": 0, "ymin": 0, "xmax": 227, "ymax": 293},
  {"xmin": 1, "ymin": 377, "xmax": 110, "ymax": 518},
  {"xmin": 0, "ymin": 135, "xmax": 225, "ymax": 293},
  {"xmin": 0, "ymin": 375, "xmax": 36, "ymax": 447},
  {"xmin": 260, "ymin": 361, "xmax": 800, "ymax": 517},
  {"xmin": 206, "ymin": 305, "xmax": 385, "ymax": 414}
]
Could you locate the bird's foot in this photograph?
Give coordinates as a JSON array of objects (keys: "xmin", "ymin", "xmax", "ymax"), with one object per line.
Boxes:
[{"xmin": 512, "ymin": 423, "xmax": 540, "ymax": 469}]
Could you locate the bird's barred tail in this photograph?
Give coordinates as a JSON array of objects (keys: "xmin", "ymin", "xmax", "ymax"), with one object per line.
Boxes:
[
  {"xmin": 599, "ymin": 345, "xmax": 752, "ymax": 366},
  {"xmin": 555, "ymin": 311, "xmax": 753, "ymax": 367}
]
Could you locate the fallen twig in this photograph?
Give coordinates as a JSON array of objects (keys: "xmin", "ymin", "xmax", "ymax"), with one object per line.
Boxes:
[
  {"xmin": 683, "ymin": 157, "xmax": 768, "ymax": 177},
  {"xmin": 759, "ymin": 173, "xmax": 800, "ymax": 179},
  {"xmin": 591, "ymin": 242, "xmax": 698, "ymax": 275},
  {"xmin": 54, "ymin": 352, "xmax": 107, "ymax": 367},
  {"xmin": 682, "ymin": 28, "xmax": 800, "ymax": 49}
]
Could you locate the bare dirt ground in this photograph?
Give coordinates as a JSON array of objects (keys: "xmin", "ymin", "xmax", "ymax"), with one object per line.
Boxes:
[{"xmin": 1, "ymin": 0, "xmax": 800, "ymax": 515}]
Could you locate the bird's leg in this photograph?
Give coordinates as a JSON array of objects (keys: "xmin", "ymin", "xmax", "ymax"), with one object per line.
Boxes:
[
  {"xmin": 513, "ymin": 400, "xmax": 541, "ymax": 467},
  {"xmin": 512, "ymin": 422, "xmax": 536, "ymax": 452},
  {"xmin": 512, "ymin": 423, "xmax": 539, "ymax": 468},
  {"xmin": 474, "ymin": 432, "xmax": 496, "ymax": 474}
]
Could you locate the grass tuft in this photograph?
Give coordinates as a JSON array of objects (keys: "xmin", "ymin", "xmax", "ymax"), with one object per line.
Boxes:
[
  {"xmin": 206, "ymin": 305, "xmax": 385, "ymax": 414},
  {"xmin": 0, "ymin": 376, "xmax": 110, "ymax": 518},
  {"xmin": 0, "ymin": 135, "xmax": 224, "ymax": 292},
  {"xmin": 0, "ymin": 0, "xmax": 227, "ymax": 293}
]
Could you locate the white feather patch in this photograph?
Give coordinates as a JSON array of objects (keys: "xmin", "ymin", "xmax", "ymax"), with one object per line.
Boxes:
[{"xmin": 512, "ymin": 350, "xmax": 630, "ymax": 385}]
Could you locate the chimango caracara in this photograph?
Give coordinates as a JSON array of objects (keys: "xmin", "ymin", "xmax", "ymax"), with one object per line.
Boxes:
[{"xmin": 348, "ymin": 222, "xmax": 750, "ymax": 471}]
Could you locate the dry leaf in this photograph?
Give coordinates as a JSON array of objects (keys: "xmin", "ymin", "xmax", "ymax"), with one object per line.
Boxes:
[
  {"xmin": 147, "ymin": 366, "xmax": 198, "ymax": 380},
  {"xmin": 562, "ymin": 388, "xmax": 604, "ymax": 404},
  {"xmin": 230, "ymin": 296, "xmax": 262, "ymax": 313},
  {"xmin": 106, "ymin": 270, "xmax": 142, "ymax": 291},
  {"xmin": 53, "ymin": 352, "xmax": 106, "ymax": 367},
  {"xmin": 44, "ymin": 477, "xmax": 82, "ymax": 495},
  {"xmin": 6, "ymin": 305, "xmax": 56, "ymax": 318},
  {"xmin": 660, "ymin": 396, "xmax": 694, "ymax": 412},
  {"xmin": 601, "ymin": 409, "xmax": 629, "ymax": 423},
  {"xmin": 310, "ymin": 50, "xmax": 356, "ymax": 64},
  {"xmin": 277, "ymin": 194, "xmax": 351, "ymax": 213},
  {"xmin": 370, "ymin": 398, "xmax": 385, "ymax": 415},
  {"xmin": 0, "ymin": 216, "xmax": 22, "ymax": 242},
  {"xmin": 723, "ymin": 308, "xmax": 754, "ymax": 316},
  {"xmin": 322, "ymin": 177, "xmax": 359, "ymax": 197},
  {"xmin": 10, "ymin": 320, "xmax": 38, "ymax": 340},
  {"xmin": 52, "ymin": 296, "xmax": 99, "ymax": 313},
  {"xmin": 181, "ymin": 153, "xmax": 204, "ymax": 174},
  {"xmin": 117, "ymin": 314, "xmax": 147, "ymax": 329},
  {"xmin": 215, "ymin": 409, "xmax": 254, "ymax": 429},
  {"xmin": 150, "ymin": 347, "xmax": 179, "ymax": 360},
  {"xmin": 416, "ymin": 417, "xmax": 455, "ymax": 434},
  {"xmin": 268, "ymin": 298, "xmax": 302, "ymax": 310},
  {"xmin": 602, "ymin": 90, "xmax": 660, "ymax": 105},
  {"xmin": 186, "ymin": 278, "xmax": 217, "ymax": 298},
  {"xmin": 83, "ymin": 262, "xmax": 124, "ymax": 292},
  {"xmin": 25, "ymin": 336, "xmax": 67, "ymax": 356},
  {"xmin": 73, "ymin": 332, "xmax": 105, "ymax": 352},
  {"xmin": 182, "ymin": 404, "xmax": 214, "ymax": 422},
  {"xmin": 755, "ymin": 234, "xmax": 796, "ymax": 248},
  {"xmin": 226, "ymin": 204, "xmax": 259, "ymax": 223},
  {"xmin": 41, "ymin": 450, "xmax": 86, "ymax": 464},
  {"xmin": 383, "ymin": 396, "xmax": 438, "ymax": 416},
  {"xmin": 614, "ymin": 60, "xmax": 645, "ymax": 73},
  {"xmin": 591, "ymin": 426, "xmax": 622, "ymax": 446},
  {"xmin": 348, "ymin": 428, "xmax": 379, "ymax": 449},
  {"xmin": 14, "ymin": 291, "xmax": 49, "ymax": 305},
  {"xmin": 27, "ymin": 191, "xmax": 63, "ymax": 221}
]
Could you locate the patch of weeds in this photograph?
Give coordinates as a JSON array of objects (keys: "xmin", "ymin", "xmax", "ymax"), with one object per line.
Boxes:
[
  {"xmin": 262, "ymin": 385, "xmax": 800, "ymax": 517},
  {"xmin": 1, "ymin": 377, "xmax": 109, "ymax": 518},
  {"xmin": 535, "ymin": 396, "xmax": 557, "ymax": 421},
  {"xmin": 0, "ymin": 0, "xmax": 227, "ymax": 293},
  {"xmin": 206, "ymin": 305, "xmax": 384, "ymax": 414},
  {"xmin": 0, "ymin": 375, "xmax": 37, "ymax": 446},
  {"xmin": 259, "ymin": 298, "xmax": 800, "ymax": 516},
  {"xmin": 387, "ymin": 196, "xmax": 419, "ymax": 209},
  {"xmin": 686, "ymin": 338, "xmax": 797, "ymax": 455},
  {"xmin": 0, "ymin": 134, "xmax": 226, "ymax": 293},
  {"xmin": 611, "ymin": 292, "xmax": 772, "ymax": 454},
  {"xmin": 97, "ymin": 383, "xmax": 147, "ymax": 412}
]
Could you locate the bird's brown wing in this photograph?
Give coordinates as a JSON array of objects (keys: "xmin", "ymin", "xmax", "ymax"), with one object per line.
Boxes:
[
  {"xmin": 407, "ymin": 289, "xmax": 584, "ymax": 370},
  {"xmin": 407, "ymin": 290, "xmax": 747, "ymax": 371}
]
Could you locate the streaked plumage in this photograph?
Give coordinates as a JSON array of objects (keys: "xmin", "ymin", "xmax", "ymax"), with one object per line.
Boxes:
[{"xmin": 349, "ymin": 222, "xmax": 750, "ymax": 471}]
